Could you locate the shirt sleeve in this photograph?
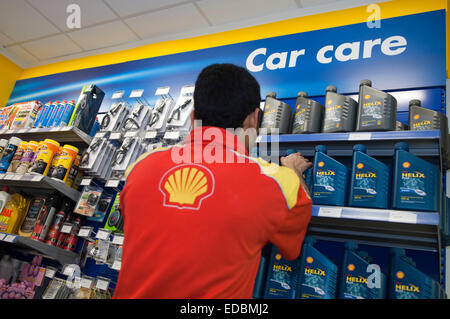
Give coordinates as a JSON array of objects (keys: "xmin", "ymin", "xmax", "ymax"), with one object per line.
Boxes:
[{"xmin": 268, "ymin": 184, "xmax": 313, "ymax": 260}]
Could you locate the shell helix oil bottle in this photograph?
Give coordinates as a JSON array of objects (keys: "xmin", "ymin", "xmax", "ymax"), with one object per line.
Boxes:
[
  {"xmin": 260, "ymin": 92, "xmax": 293, "ymax": 134},
  {"xmin": 292, "ymin": 92, "xmax": 323, "ymax": 134},
  {"xmin": 312, "ymin": 145, "xmax": 349, "ymax": 206},
  {"xmin": 263, "ymin": 245, "xmax": 299, "ymax": 299},
  {"xmin": 356, "ymin": 80, "xmax": 397, "ymax": 132},
  {"xmin": 348, "ymin": 144, "xmax": 390, "ymax": 209},
  {"xmin": 409, "ymin": 99, "xmax": 450, "ymax": 167},
  {"xmin": 389, "ymin": 248, "xmax": 445, "ymax": 299},
  {"xmin": 338, "ymin": 241, "xmax": 387, "ymax": 299},
  {"xmin": 392, "ymin": 142, "xmax": 439, "ymax": 212},
  {"xmin": 322, "ymin": 85, "xmax": 357, "ymax": 133},
  {"xmin": 296, "ymin": 236, "xmax": 338, "ymax": 299}
]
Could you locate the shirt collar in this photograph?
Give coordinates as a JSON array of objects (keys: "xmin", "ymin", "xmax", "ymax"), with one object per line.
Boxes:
[{"xmin": 183, "ymin": 126, "xmax": 249, "ymax": 156}]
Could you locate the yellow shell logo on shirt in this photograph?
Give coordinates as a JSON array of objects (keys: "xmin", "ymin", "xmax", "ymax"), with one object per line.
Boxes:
[{"xmin": 159, "ymin": 164, "xmax": 215, "ymax": 210}]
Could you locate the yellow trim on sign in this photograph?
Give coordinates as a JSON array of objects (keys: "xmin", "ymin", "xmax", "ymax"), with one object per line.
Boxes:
[{"xmin": 18, "ymin": 0, "xmax": 446, "ymax": 80}]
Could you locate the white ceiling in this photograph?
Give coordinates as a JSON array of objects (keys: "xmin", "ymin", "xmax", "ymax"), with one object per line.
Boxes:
[{"xmin": 0, "ymin": 0, "xmax": 386, "ymax": 69}]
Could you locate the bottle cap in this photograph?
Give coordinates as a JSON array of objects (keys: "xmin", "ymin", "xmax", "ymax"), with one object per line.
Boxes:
[
  {"xmin": 353, "ymin": 144, "xmax": 367, "ymax": 153},
  {"xmin": 8, "ymin": 137, "xmax": 22, "ymax": 147},
  {"xmin": 409, "ymin": 99, "xmax": 421, "ymax": 107},
  {"xmin": 0, "ymin": 139, "xmax": 8, "ymax": 148},
  {"xmin": 395, "ymin": 142, "xmax": 409, "ymax": 152},
  {"xmin": 360, "ymin": 79, "xmax": 372, "ymax": 87},
  {"xmin": 315, "ymin": 145, "xmax": 328, "ymax": 153},
  {"xmin": 326, "ymin": 85, "xmax": 337, "ymax": 93},
  {"xmin": 297, "ymin": 91, "xmax": 308, "ymax": 98},
  {"xmin": 266, "ymin": 92, "xmax": 276, "ymax": 99}
]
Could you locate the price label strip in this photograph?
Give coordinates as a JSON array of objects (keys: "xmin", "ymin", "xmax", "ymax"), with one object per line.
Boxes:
[
  {"xmin": 111, "ymin": 260, "xmax": 122, "ymax": 271},
  {"xmin": 155, "ymin": 86, "xmax": 170, "ymax": 96},
  {"xmin": 45, "ymin": 267, "xmax": 57, "ymax": 279},
  {"xmin": 388, "ymin": 211, "xmax": 418, "ymax": 224},
  {"xmin": 81, "ymin": 277, "xmax": 93, "ymax": 289},
  {"xmin": 105, "ymin": 179, "xmax": 120, "ymax": 188},
  {"xmin": 112, "ymin": 234, "xmax": 124, "ymax": 245},
  {"xmin": 3, "ymin": 234, "xmax": 18, "ymax": 243},
  {"xmin": 348, "ymin": 132, "xmax": 372, "ymax": 141},
  {"xmin": 60, "ymin": 223, "xmax": 73, "ymax": 234},
  {"xmin": 317, "ymin": 207, "xmax": 342, "ymax": 218},
  {"xmin": 96, "ymin": 228, "xmax": 111, "ymax": 241},
  {"xmin": 95, "ymin": 278, "xmax": 110, "ymax": 291},
  {"xmin": 78, "ymin": 226, "xmax": 93, "ymax": 238}
]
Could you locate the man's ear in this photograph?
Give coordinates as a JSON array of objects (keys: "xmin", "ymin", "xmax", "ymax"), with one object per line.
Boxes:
[{"xmin": 248, "ymin": 108, "xmax": 260, "ymax": 129}]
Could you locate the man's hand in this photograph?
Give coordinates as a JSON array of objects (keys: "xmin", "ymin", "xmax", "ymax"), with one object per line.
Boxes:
[{"xmin": 280, "ymin": 152, "xmax": 312, "ymax": 176}]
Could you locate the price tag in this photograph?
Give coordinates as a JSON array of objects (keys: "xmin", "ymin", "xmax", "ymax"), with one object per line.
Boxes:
[
  {"xmin": 78, "ymin": 226, "xmax": 93, "ymax": 238},
  {"xmin": 96, "ymin": 229, "xmax": 111, "ymax": 240},
  {"xmin": 348, "ymin": 132, "xmax": 372, "ymax": 141},
  {"xmin": 4, "ymin": 173, "xmax": 13, "ymax": 180},
  {"xmin": 110, "ymin": 132, "xmax": 122, "ymax": 140},
  {"xmin": 63, "ymin": 265, "xmax": 76, "ymax": 276},
  {"xmin": 95, "ymin": 132, "xmax": 106, "ymax": 138},
  {"xmin": 318, "ymin": 207, "xmax": 342, "ymax": 218},
  {"xmin": 3, "ymin": 235, "xmax": 17, "ymax": 243},
  {"xmin": 11, "ymin": 174, "xmax": 22, "ymax": 180},
  {"xmin": 112, "ymin": 91, "xmax": 124, "ymax": 99},
  {"xmin": 32, "ymin": 175, "xmax": 43, "ymax": 182},
  {"xmin": 111, "ymin": 260, "xmax": 121, "ymax": 271},
  {"xmin": 0, "ymin": 233, "xmax": 5, "ymax": 241},
  {"xmin": 95, "ymin": 278, "xmax": 110, "ymax": 291},
  {"xmin": 125, "ymin": 131, "xmax": 137, "ymax": 138},
  {"xmin": 145, "ymin": 131, "xmax": 157, "ymax": 139},
  {"xmin": 81, "ymin": 277, "xmax": 93, "ymax": 288},
  {"xmin": 105, "ymin": 179, "xmax": 120, "ymax": 188},
  {"xmin": 155, "ymin": 87, "xmax": 170, "ymax": 96},
  {"xmin": 80, "ymin": 178, "xmax": 92, "ymax": 186},
  {"xmin": 389, "ymin": 211, "xmax": 418, "ymax": 224},
  {"xmin": 164, "ymin": 131, "xmax": 180, "ymax": 140},
  {"xmin": 130, "ymin": 89, "xmax": 144, "ymax": 98},
  {"xmin": 45, "ymin": 268, "xmax": 56, "ymax": 279},
  {"xmin": 112, "ymin": 234, "xmax": 124, "ymax": 245},
  {"xmin": 180, "ymin": 85, "xmax": 195, "ymax": 95},
  {"xmin": 60, "ymin": 223, "xmax": 73, "ymax": 234}
]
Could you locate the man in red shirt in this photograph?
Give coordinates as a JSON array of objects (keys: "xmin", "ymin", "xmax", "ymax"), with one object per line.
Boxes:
[{"xmin": 113, "ymin": 63, "xmax": 313, "ymax": 299}]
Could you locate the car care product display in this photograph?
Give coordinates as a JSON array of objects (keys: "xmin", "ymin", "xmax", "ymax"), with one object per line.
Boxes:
[
  {"xmin": 146, "ymin": 89, "xmax": 175, "ymax": 134},
  {"xmin": 104, "ymin": 193, "xmax": 123, "ymax": 232},
  {"xmin": 50, "ymin": 144, "xmax": 79, "ymax": 182},
  {"xmin": 44, "ymin": 199, "xmax": 73, "ymax": 246},
  {"xmin": 110, "ymin": 137, "xmax": 145, "ymax": 179},
  {"xmin": 0, "ymin": 137, "xmax": 22, "ymax": 173},
  {"xmin": 0, "ymin": 187, "xmax": 10, "ymax": 214},
  {"xmin": 292, "ymin": 92, "xmax": 323, "ymax": 134},
  {"xmin": 18, "ymin": 196, "xmax": 46, "ymax": 237},
  {"xmin": 30, "ymin": 194, "xmax": 62, "ymax": 242},
  {"xmin": 348, "ymin": 144, "xmax": 390, "ymax": 209},
  {"xmin": 0, "ymin": 139, "xmax": 8, "ymax": 160},
  {"xmin": 6, "ymin": 141, "xmax": 27, "ymax": 173},
  {"xmin": 29, "ymin": 139, "xmax": 60, "ymax": 175},
  {"xmin": 297, "ymin": 237, "xmax": 338, "ymax": 299},
  {"xmin": 389, "ymin": 248, "xmax": 444, "ymax": 299},
  {"xmin": 322, "ymin": 85, "xmax": 357, "ymax": 133},
  {"xmin": 100, "ymin": 102, "xmax": 129, "ymax": 132},
  {"xmin": 260, "ymin": 92, "xmax": 293, "ymax": 134},
  {"xmin": 263, "ymin": 245, "xmax": 299, "ymax": 299},
  {"xmin": 0, "ymin": 192, "xmax": 29, "ymax": 234},
  {"xmin": 392, "ymin": 142, "xmax": 439, "ymax": 212},
  {"xmin": 0, "ymin": 106, "xmax": 15, "ymax": 129},
  {"xmin": 338, "ymin": 241, "xmax": 387, "ymax": 299},
  {"xmin": 122, "ymin": 103, "xmax": 152, "ymax": 131},
  {"xmin": 73, "ymin": 185, "xmax": 103, "ymax": 217},
  {"xmin": 356, "ymin": 80, "xmax": 397, "ymax": 132},
  {"xmin": 311, "ymin": 145, "xmax": 349, "ymax": 206},
  {"xmin": 9, "ymin": 101, "xmax": 42, "ymax": 130},
  {"xmin": 166, "ymin": 85, "xmax": 194, "ymax": 135},
  {"xmin": 68, "ymin": 84, "xmax": 105, "ymax": 135},
  {"xmin": 87, "ymin": 192, "xmax": 113, "ymax": 223},
  {"xmin": 15, "ymin": 141, "xmax": 39, "ymax": 174}
]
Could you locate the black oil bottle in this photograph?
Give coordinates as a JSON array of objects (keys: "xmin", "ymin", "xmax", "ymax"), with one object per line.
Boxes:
[
  {"xmin": 292, "ymin": 91, "xmax": 323, "ymax": 134},
  {"xmin": 409, "ymin": 99, "xmax": 449, "ymax": 167},
  {"xmin": 356, "ymin": 80, "xmax": 397, "ymax": 131},
  {"xmin": 260, "ymin": 92, "xmax": 293, "ymax": 134},
  {"xmin": 322, "ymin": 85, "xmax": 357, "ymax": 133}
]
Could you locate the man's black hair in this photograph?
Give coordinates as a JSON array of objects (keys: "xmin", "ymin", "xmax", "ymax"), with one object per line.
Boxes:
[{"xmin": 193, "ymin": 63, "xmax": 261, "ymax": 129}]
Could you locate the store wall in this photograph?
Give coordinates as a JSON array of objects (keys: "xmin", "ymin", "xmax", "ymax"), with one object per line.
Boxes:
[{"xmin": 0, "ymin": 54, "xmax": 22, "ymax": 107}]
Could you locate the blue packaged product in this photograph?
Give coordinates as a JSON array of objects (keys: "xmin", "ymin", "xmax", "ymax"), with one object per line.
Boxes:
[
  {"xmin": 312, "ymin": 145, "xmax": 349, "ymax": 206},
  {"xmin": 61, "ymin": 100, "xmax": 75, "ymax": 126},
  {"xmin": 37, "ymin": 102, "xmax": 52, "ymax": 127},
  {"xmin": 263, "ymin": 245, "xmax": 299, "ymax": 299},
  {"xmin": 90, "ymin": 118, "xmax": 100, "ymax": 137},
  {"xmin": 392, "ymin": 142, "xmax": 439, "ymax": 211},
  {"xmin": 348, "ymin": 144, "xmax": 390, "ymax": 209},
  {"xmin": 0, "ymin": 137, "xmax": 22, "ymax": 173},
  {"xmin": 33, "ymin": 103, "xmax": 48, "ymax": 128},
  {"xmin": 46, "ymin": 101, "xmax": 60, "ymax": 127},
  {"xmin": 389, "ymin": 248, "xmax": 443, "ymax": 299},
  {"xmin": 296, "ymin": 236, "xmax": 338, "ymax": 299},
  {"xmin": 338, "ymin": 241, "xmax": 387, "ymax": 299},
  {"xmin": 252, "ymin": 245, "xmax": 271, "ymax": 299},
  {"xmin": 53, "ymin": 100, "xmax": 67, "ymax": 127}
]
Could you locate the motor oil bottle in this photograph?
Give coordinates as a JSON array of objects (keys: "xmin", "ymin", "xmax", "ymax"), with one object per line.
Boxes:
[
  {"xmin": 292, "ymin": 92, "xmax": 322, "ymax": 134},
  {"xmin": 18, "ymin": 196, "xmax": 46, "ymax": 237},
  {"xmin": 286, "ymin": 149, "xmax": 313, "ymax": 190},
  {"xmin": 296, "ymin": 236, "xmax": 338, "ymax": 299},
  {"xmin": 348, "ymin": 144, "xmax": 390, "ymax": 209},
  {"xmin": 252, "ymin": 244, "xmax": 271, "ymax": 299},
  {"xmin": 45, "ymin": 199, "xmax": 72, "ymax": 246},
  {"xmin": 392, "ymin": 142, "xmax": 439, "ymax": 211},
  {"xmin": 389, "ymin": 248, "xmax": 444, "ymax": 299},
  {"xmin": 409, "ymin": 99, "xmax": 450, "ymax": 167},
  {"xmin": 260, "ymin": 92, "xmax": 293, "ymax": 134},
  {"xmin": 356, "ymin": 80, "xmax": 397, "ymax": 132},
  {"xmin": 338, "ymin": 241, "xmax": 387, "ymax": 299},
  {"xmin": 312, "ymin": 145, "xmax": 349, "ymax": 206},
  {"xmin": 322, "ymin": 85, "xmax": 357, "ymax": 133},
  {"xmin": 263, "ymin": 245, "xmax": 299, "ymax": 299}
]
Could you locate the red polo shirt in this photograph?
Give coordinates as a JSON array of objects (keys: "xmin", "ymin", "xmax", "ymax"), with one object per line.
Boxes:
[{"xmin": 113, "ymin": 126, "xmax": 312, "ymax": 299}]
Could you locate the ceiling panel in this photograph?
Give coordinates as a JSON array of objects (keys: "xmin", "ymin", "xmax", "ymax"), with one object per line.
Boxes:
[
  {"xmin": 0, "ymin": 32, "xmax": 15, "ymax": 47},
  {"xmin": 104, "ymin": 0, "xmax": 188, "ymax": 17},
  {"xmin": 196, "ymin": 0, "xmax": 298, "ymax": 25},
  {"xmin": 300, "ymin": 0, "xmax": 338, "ymax": 7},
  {"xmin": 0, "ymin": 0, "xmax": 59, "ymax": 42},
  {"xmin": 124, "ymin": 3, "xmax": 209, "ymax": 40},
  {"xmin": 27, "ymin": 0, "xmax": 117, "ymax": 31},
  {"xmin": 67, "ymin": 20, "xmax": 139, "ymax": 51},
  {"xmin": 7, "ymin": 45, "xmax": 39, "ymax": 64},
  {"xmin": 21, "ymin": 34, "xmax": 82, "ymax": 60}
]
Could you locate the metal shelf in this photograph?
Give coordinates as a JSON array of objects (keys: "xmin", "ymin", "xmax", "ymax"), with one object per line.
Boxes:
[
  {"xmin": 308, "ymin": 205, "xmax": 440, "ymax": 252},
  {"xmin": 0, "ymin": 232, "xmax": 79, "ymax": 265},
  {"xmin": 0, "ymin": 126, "xmax": 92, "ymax": 148},
  {"xmin": 0, "ymin": 173, "xmax": 81, "ymax": 202}
]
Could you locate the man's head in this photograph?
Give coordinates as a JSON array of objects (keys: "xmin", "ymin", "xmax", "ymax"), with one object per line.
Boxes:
[{"xmin": 192, "ymin": 63, "xmax": 261, "ymax": 130}]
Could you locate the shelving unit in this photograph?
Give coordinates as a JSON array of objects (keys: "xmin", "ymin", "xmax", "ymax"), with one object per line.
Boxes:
[{"xmin": 0, "ymin": 232, "xmax": 79, "ymax": 265}]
